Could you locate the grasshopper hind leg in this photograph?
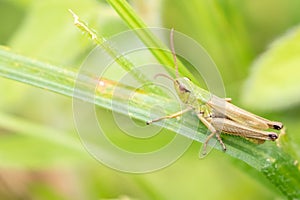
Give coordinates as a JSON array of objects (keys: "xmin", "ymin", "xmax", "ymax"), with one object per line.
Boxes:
[
  {"xmin": 197, "ymin": 113, "xmax": 227, "ymax": 157},
  {"xmin": 216, "ymin": 132, "xmax": 226, "ymax": 151},
  {"xmin": 197, "ymin": 114, "xmax": 220, "ymax": 157},
  {"xmin": 201, "ymin": 131, "xmax": 216, "ymax": 156},
  {"xmin": 201, "ymin": 131, "xmax": 226, "ymax": 157}
]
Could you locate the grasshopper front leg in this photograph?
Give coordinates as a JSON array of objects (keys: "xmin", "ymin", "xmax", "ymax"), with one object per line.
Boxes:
[{"xmin": 146, "ymin": 107, "xmax": 193, "ymax": 125}]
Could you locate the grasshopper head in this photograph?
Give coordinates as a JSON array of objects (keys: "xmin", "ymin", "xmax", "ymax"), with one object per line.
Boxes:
[
  {"xmin": 154, "ymin": 74, "xmax": 196, "ymax": 105},
  {"xmin": 174, "ymin": 77, "xmax": 196, "ymax": 104},
  {"xmin": 174, "ymin": 77, "xmax": 191, "ymax": 94}
]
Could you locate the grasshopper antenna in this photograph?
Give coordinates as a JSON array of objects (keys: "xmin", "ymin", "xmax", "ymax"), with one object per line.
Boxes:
[
  {"xmin": 170, "ymin": 28, "xmax": 179, "ymax": 79},
  {"xmin": 154, "ymin": 73, "xmax": 174, "ymax": 82},
  {"xmin": 151, "ymin": 29, "xmax": 178, "ymax": 83},
  {"xmin": 152, "ymin": 29, "xmax": 178, "ymax": 83}
]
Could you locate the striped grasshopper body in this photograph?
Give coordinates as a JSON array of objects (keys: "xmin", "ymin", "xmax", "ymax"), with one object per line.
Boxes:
[{"xmin": 146, "ymin": 29, "xmax": 283, "ymax": 155}]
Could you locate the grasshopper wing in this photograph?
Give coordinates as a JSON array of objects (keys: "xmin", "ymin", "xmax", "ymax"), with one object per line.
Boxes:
[{"xmin": 208, "ymin": 96, "xmax": 276, "ymax": 130}]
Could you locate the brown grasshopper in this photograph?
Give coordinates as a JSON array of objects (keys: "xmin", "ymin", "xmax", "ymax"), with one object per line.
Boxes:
[{"xmin": 146, "ymin": 29, "xmax": 283, "ymax": 155}]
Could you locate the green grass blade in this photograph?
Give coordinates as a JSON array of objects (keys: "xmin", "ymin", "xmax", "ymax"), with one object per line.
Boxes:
[
  {"xmin": 105, "ymin": 0, "xmax": 195, "ymax": 82},
  {"xmin": 0, "ymin": 44, "xmax": 300, "ymax": 198},
  {"xmin": 69, "ymin": 9, "xmax": 151, "ymax": 87},
  {"xmin": 104, "ymin": 1, "xmax": 300, "ymax": 198}
]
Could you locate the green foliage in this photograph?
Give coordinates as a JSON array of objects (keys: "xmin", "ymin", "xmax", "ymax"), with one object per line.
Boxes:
[
  {"xmin": 161, "ymin": 0, "xmax": 300, "ymax": 98},
  {"xmin": 0, "ymin": 113, "xmax": 87, "ymax": 168},
  {"xmin": 0, "ymin": 0, "xmax": 300, "ymax": 199},
  {"xmin": 242, "ymin": 26, "xmax": 300, "ymax": 111}
]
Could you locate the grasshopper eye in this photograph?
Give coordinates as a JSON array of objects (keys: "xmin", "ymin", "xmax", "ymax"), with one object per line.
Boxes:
[{"xmin": 179, "ymin": 84, "xmax": 191, "ymax": 93}]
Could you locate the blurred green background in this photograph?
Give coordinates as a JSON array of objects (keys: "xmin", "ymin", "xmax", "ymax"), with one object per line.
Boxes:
[{"xmin": 0, "ymin": 0, "xmax": 300, "ymax": 199}]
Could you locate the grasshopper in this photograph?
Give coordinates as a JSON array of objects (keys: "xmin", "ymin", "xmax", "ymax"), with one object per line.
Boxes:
[{"xmin": 146, "ymin": 29, "xmax": 283, "ymax": 155}]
